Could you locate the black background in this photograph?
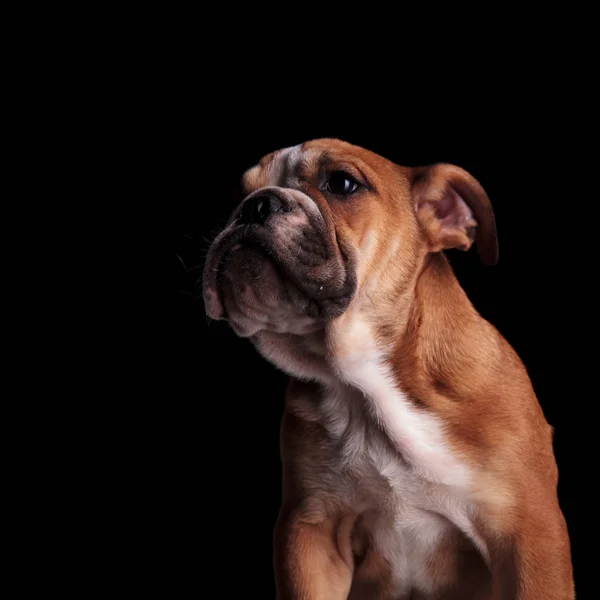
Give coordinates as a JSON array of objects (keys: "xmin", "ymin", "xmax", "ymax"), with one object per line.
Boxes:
[{"xmin": 172, "ymin": 91, "xmax": 586, "ymax": 595}]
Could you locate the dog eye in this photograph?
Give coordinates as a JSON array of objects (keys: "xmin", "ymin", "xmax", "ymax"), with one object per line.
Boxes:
[{"xmin": 325, "ymin": 171, "xmax": 360, "ymax": 196}]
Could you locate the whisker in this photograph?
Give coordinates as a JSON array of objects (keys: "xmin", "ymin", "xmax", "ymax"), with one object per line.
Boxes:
[
  {"xmin": 176, "ymin": 254, "xmax": 191, "ymax": 272},
  {"xmin": 180, "ymin": 289, "xmax": 202, "ymax": 302}
]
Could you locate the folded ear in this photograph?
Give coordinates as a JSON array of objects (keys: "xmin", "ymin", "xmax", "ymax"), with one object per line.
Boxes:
[{"xmin": 411, "ymin": 164, "xmax": 498, "ymax": 265}]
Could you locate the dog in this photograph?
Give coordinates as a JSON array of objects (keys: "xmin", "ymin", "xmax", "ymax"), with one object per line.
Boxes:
[{"xmin": 202, "ymin": 139, "xmax": 574, "ymax": 599}]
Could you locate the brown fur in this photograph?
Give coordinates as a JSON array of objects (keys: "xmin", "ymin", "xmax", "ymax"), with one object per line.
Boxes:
[{"xmin": 209, "ymin": 139, "xmax": 574, "ymax": 598}]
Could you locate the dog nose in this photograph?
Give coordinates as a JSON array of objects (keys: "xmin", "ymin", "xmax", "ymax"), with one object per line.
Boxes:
[{"xmin": 239, "ymin": 192, "xmax": 284, "ymax": 225}]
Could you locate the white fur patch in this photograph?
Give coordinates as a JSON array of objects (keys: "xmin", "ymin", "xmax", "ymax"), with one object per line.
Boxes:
[
  {"xmin": 267, "ymin": 144, "xmax": 301, "ymax": 187},
  {"xmin": 324, "ymin": 313, "xmax": 489, "ymax": 592},
  {"xmin": 334, "ymin": 317, "xmax": 470, "ymax": 488}
]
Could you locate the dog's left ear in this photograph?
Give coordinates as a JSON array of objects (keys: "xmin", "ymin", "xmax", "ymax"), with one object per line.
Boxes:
[{"xmin": 411, "ymin": 164, "xmax": 498, "ymax": 265}]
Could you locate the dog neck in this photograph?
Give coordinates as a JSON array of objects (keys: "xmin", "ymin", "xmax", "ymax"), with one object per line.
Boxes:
[
  {"xmin": 388, "ymin": 253, "xmax": 501, "ymax": 404},
  {"xmin": 251, "ymin": 252, "xmax": 499, "ymax": 399}
]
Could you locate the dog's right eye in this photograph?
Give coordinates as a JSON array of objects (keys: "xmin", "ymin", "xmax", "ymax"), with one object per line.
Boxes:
[{"xmin": 325, "ymin": 171, "xmax": 360, "ymax": 196}]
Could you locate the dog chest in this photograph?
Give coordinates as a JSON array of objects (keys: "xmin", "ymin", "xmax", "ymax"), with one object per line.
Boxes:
[{"xmin": 314, "ymin": 384, "xmax": 488, "ymax": 596}]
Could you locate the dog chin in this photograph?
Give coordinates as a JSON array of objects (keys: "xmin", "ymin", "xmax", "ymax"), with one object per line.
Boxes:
[{"xmin": 216, "ymin": 244, "xmax": 317, "ymax": 337}]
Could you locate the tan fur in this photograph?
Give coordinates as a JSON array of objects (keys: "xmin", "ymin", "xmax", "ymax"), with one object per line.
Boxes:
[{"xmin": 205, "ymin": 139, "xmax": 574, "ymax": 599}]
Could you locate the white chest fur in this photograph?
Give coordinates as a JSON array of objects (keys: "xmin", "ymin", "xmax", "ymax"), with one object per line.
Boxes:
[
  {"xmin": 331, "ymin": 317, "xmax": 471, "ymax": 488},
  {"xmin": 316, "ymin": 382, "xmax": 486, "ymax": 594},
  {"xmin": 321, "ymin": 316, "xmax": 489, "ymax": 593}
]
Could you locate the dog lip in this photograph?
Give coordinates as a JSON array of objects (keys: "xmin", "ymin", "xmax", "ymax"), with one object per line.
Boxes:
[
  {"xmin": 203, "ymin": 286, "xmax": 224, "ymax": 320},
  {"xmin": 202, "ymin": 229, "xmax": 239, "ymax": 320},
  {"xmin": 202, "ymin": 225, "xmax": 270, "ymax": 320}
]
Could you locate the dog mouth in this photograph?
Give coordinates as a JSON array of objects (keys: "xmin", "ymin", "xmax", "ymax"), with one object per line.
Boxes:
[
  {"xmin": 202, "ymin": 225, "xmax": 283, "ymax": 320},
  {"xmin": 202, "ymin": 220, "xmax": 357, "ymax": 327}
]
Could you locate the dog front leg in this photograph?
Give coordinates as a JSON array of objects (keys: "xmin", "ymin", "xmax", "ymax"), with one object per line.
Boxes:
[
  {"xmin": 488, "ymin": 503, "xmax": 574, "ymax": 599},
  {"xmin": 274, "ymin": 511, "xmax": 354, "ymax": 600}
]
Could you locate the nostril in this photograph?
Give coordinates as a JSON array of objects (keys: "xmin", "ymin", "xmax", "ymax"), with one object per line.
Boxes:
[
  {"xmin": 239, "ymin": 193, "xmax": 286, "ymax": 225},
  {"xmin": 240, "ymin": 198, "xmax": 256, "ymax": 224},
  {"xmin": 255, "ymin": 198, "xmax": 267, "ymax": 219}
]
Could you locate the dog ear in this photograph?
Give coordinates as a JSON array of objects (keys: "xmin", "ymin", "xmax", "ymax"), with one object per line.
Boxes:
[{"xmin": 411, "ymin": 164, "xmax": 498, "ymax": 265}]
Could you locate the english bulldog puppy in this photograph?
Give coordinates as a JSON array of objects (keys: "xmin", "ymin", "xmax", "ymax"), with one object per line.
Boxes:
[{"xmin": 203, "ymin": 139, "xmax": 573, "ymax": 599}]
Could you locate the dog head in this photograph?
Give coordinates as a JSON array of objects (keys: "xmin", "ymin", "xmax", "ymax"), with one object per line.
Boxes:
[{"xmin": 202, "ymin": 139, "xmax": 497, "ymax": 340}]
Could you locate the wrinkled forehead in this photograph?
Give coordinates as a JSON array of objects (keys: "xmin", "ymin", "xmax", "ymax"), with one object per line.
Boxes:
[{"xmin": 240, "ymin": 139, "xmax": 392, "ymax": 193}]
